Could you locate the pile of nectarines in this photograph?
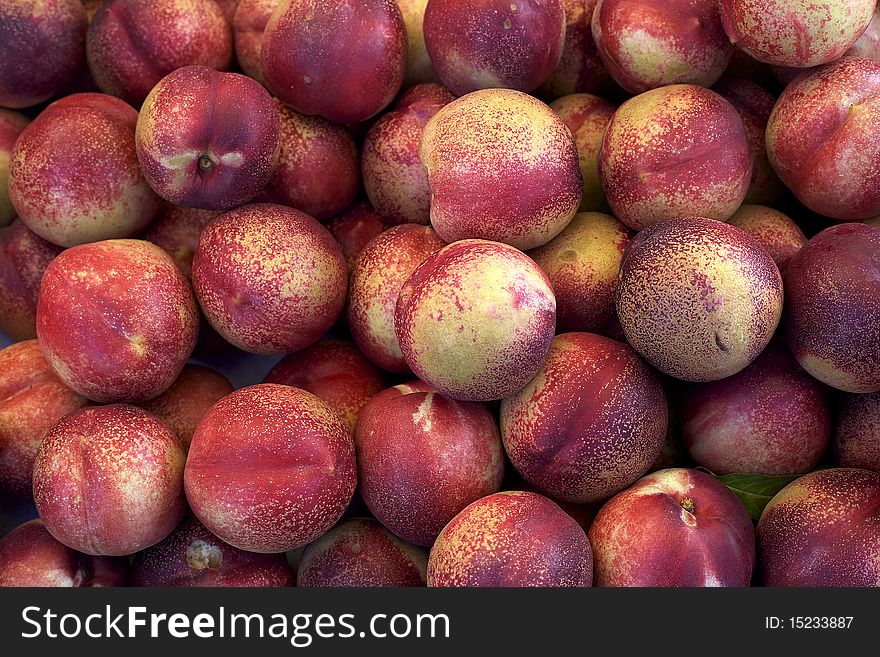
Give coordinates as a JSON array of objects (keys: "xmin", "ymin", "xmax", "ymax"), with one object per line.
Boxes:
[{"xmin": 1, "ymin": 0, "xmax": 879, "ymax": 588}]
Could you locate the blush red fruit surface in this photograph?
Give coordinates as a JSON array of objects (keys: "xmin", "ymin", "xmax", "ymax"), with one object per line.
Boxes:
[
  {"xmin": 183, "ymin": 384, "xmax": 356, "ymax": 553},
  {"xmin": 588, "ymin": 468, "xmax": 755, "ymax": 587}
]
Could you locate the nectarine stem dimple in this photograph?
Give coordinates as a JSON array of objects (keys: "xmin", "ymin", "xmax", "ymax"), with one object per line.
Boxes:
[
  {"xmin": 186, "ymin": 540, "xmax": 223, "ymax": 570},
  {"xmin": 680, "ymin": 497, "xmax": 695, "ymax": 514},
  {"xmin": 198, "ymin": 155, "xmax": 213, "ymax": 171},
  {"xmin": 70, "ymin": 565, "xmax": 90, "ymax": 587}
]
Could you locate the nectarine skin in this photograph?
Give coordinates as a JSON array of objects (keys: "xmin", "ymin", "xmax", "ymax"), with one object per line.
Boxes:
[
  {"xmin": 0, "ymin": 109, "xmax": 29, "ymax": 227},
  {"xmin": 680, "ymin": 343, "xmax": 830, "ymax": 476},
  {"xmin": 616, "ymin": 217, "xmax": 783, "ymax": 382},
  {"xmin": 592, "ymin": 0, "xmax": 732, "ymax": 94},
  {"xmin": 428, "ymin": 491, "xmax": 593, "ymax": 587},
  {"xmin": 548, "ymin": 94, "xmax": 615, "ymax": 213},
  {"xmin": 142, "ymin": 204, "xmax": 219, "ymax": 280},
  {"xmin": 139, "ymin": 364, "xmax": 234, "ymax": 451},
  {"xmin": 758, "ymin": 468, "xmax": 880, "ymax": 586},
  {"xmin": 325, "ymin": 201, "xmax": 386, "ymax": 272},
  {"xmin": 0, "ymin": 0, "xmax": 87, "ymax": 108},
  {"xmin": 726, "ymin": 204, "xmax": 806, "ymax": 272},
  {"xmin": 784, "ymin": 223, "xmax": 880, "ymax": 393},
  {"xmin": 537, "ymin": 0, "xmax": 611, "ymax": 99},
  {"xmin": 356, "ymin": 390, "xmax": 505, "ymax": 546},
  {"xmin": 589, "ymin": 468, "xmax": 755, "ymax": 586},
  {"xmin": 834, "ymin": 392, "xmax": 880, "ymax": 472},
  {"xmin": 766, "ymin": 58, "xmax": 880, "ymax": 221},
  {"xmin": 720, "ymin": 0, "xmax": 875, "ymax": 67},
  {"xmin": 130, "ymin": 516, "xmax": 295, "ymax": 587},
  {"xmin": 0, "ymin": 220, "xmax": 64, "ymax": 341},
  {"xmin": 184, "ymin": 384, "xmax": 357, "ymax": 553},
  {"xmin": 420, "ymin": 88, "xmax": 582, "ymax": 250},
  {"xmin": 260, "ymin": 100, "xmax": 360, "ymax": 221},
  {"xmin": 0, "ymin": 340, "xmax": 88, "ymax": 500},
  {"xmin": 261, "ymin": 0, "xmax": 407, "ymax": 124},
  {"xmin": 0, "ymin": 519, "xmax": 128, "ymax": 587},
  {"xmin": 136, "ymin": 66, "xmax": 280, "ymax": 211},
  {"xmin": 363, "ymin": 83, "xmax": 455, "ymax": 227},
  {"xmin": 713, "ymin": 77, "xmax": 784, "ymax": 206},
  {"xmin": 502, "ymin": 332, "xmax": 668, "ymax": 504},
  {"xmin": 263, "ymin": 338, "xmax": 389, "ymax": 431},
  {"xmin": 528, "ymin": 212, "xmax": 631, "ymax": 335},
  {"xmin": 9, "ymin": 93, "xmax": 160, "ymax": 247},
  {"xmin": 599, "ymin": 84, "xmax": 752, "ymax": 230},
  {"xmin": 347, "ymin": 223, "xmax": 446, "ymax": 373},
  {"xmin": 192, "ymin": 203, "xmax": 347, "ymax": 356},
  {"xmin": 232, "ymin": 0, "xmax": 278, "ymax": 83},
  {"xmin": 36, "ymin": 239, "xmax": 199, "ymax": 403},
  {"xmin": 32, "ymin": 404, "xmax": 187, "ymax": 556},
  {"xmin": 395, "ymin": 239, "xmax": 556, "ymax": 401},
  {"xmin": 86, "ymin": 0, "xmax": 233, "ymax": 107},
  {"xmin": 298, "ymin": 518, "xmax": 428, "ymax": 587},
  {"xmin": 423, "ymin": 0, "xmax": 565, "ymax": 96}
]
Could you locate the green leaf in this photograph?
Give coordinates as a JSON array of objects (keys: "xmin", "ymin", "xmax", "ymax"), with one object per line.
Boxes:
[{"xmin": 713, "ymin": 473, "xmax": 801, "ymax": 521}]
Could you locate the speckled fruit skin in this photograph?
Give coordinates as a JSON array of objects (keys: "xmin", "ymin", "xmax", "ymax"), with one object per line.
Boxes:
[
  {"xmin": 713, "ymin": 77, "xmax": 784, "ymax": 206},
  {"xmin": 348, "ymin": 224, "xmax": 445, "ymax": 373},
  {"xmin": 599, "ymin": 84, "xmax": 752, "ymax": 231},
  {"xmin": 548, "ymin": 94, "xmax": 614, "ymax": 213},
  {"xmin": 130, "ymin": 516, "xmax": 294, "ymax": 587},
  {"xmin": 785, "ymin": 223, "xmax": 880, "ymax": 393},
  {"xmin": 143, "ymin": 204, "xmax": 219, "ymax": 280},
  {"xmin": 0, "ymin": 519, "xmax": 128, "ymax": 587},
  {"xmin": 501, "ymin": 332, "xmax": 668, "ymax": 504},
  {"xmin": 719, "ymin": 0, "xmax": 875, "ymax": 67},
  {"xmin": 298, "ymin": 518, "xmax": 428, "ymax": 587},
  {"xmin": 537, "ymin": 0, "xmax": 611, "ymax": 99},
  {"xmin": 9, "ymin": 93, "xmax": 160, "ymax": 247},
  {"xmin": 397, "ymin": 0, "xmax": 438, "ymax": 87},
  {"xmin": 192, "ymin": 203, "xmax": 347, "ymax": 356},
  {"xmin": 184, "ymin": 384, "xmax": 357, "ymax": 553},
  {"xmin": 423, "ymin": 0, "xmax": 565, "ymax": 96},
  {"xmin": 616, "ymin": 217, "xmax": 783, "ymax": 382},
  {"xmin": 726, "ymin": 204, "xmax": 806, "ymax": 272},
  {"xmin": 232, "ymin": 0, "xmax": 279, "ymax": 83},
  {"xmin": 356, "ymin": 390, "xmax": 504, "ymax": 546},
  {"xmin": 215, "ymin": 0, "xmax": 240, "ymax": 20},
  {"xmin": 0, "ymin": 340, "xmax": 87, "ymax": 500},
  {"xmin": 766, "ymin": 58, "xmax": 880, "ymax": 221},
  {"xmin": 0, "ymin": 0, "xmax": 86, "ymax": 108},
  {"xmin": 771, "ymin": 9, "xmax": 880, "ymax": 86},
  {"xmin": 86, "ymin": 0, "xmax": 233, "ymax": 107},
  {"xmin": 395, "ymin": 239, "xmax": 556, "ymax": 401},
  {"xmin": 680, "ymin": 343, "xmax": 830, "ymax": 476},
  {"xmin": 36, "ymin": 239, "xmax": 199, "ymax": 403},
  {"xmin": 259, "ymin": 100, "xmax": 359, "ymax": 221},
  {"xmin": 0, "ymin": 109, "xmax": 29, "ymax": 227},
  {"xmin": 0, "ymin": 220, "xmax": 63, "ymax": 341},
  {"xmin": 325, "ymin": 201, "xmax": 386, "ymax": 272},
  {"xmin": 33, "ymin": 404, "xmax": 186, "ymax": 556},
  {"xmin": 758, "ymin": 468, "xmax": 880, "ymax": 586},
  {"xmin": 589, "ymin": 468, "xmax": 755, "ymax": 586},
  {"xmin": 363, "ymin": 84, "xmax": 455, "ymax": 227},
  {"xmin": 357, "ymin": 379, "xmax": 435, "ymax": 421},
  {"xmin": 428, "ymin": 491, "xmax": 593, "ymax": 587},
  {"xmin": 834, "ymin": 392, "xmax": 880, "ymax": 472},
  {"xmin": 261, "ymin": 0, "xmax": 407, "ymax": 125},
  {"xmin": 136, "ymin": 66, "xmax": 280, "ymax": 211},
  {"xmin": 528, "ymin": 212, "xmax": 631, "ymax": 335},
  {"xmin": 592, "ymin": 0, "xmax": 732, "ymax": 94},
  {"xmin": 420, "ymin": 89, "xmax": 582, "ymax": 249},
  {"xmin": 139, "ymin": 364, "xmax": 233, "ymax": 451},
  {"xmin": 263, "ymin": 338, "xmax": 389, "ymax": 431}
]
